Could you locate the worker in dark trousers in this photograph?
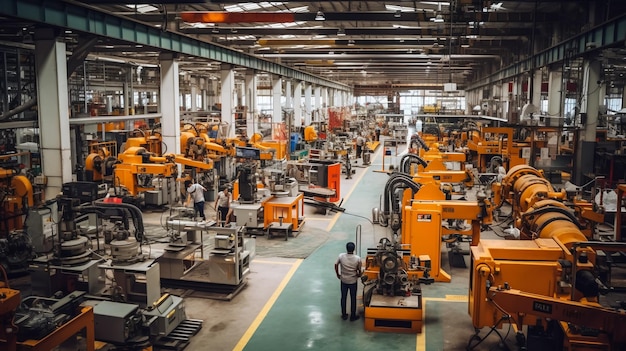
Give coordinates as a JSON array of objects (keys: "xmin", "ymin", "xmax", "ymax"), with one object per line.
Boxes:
[{"xmin": 356, "ymin": 134, "xmax": 366, "ymax": 161}]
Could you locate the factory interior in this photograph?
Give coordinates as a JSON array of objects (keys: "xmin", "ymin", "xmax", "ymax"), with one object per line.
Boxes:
[{"xmin": 2, "ymin": 0, "xmax": 626, "ymax": 350}]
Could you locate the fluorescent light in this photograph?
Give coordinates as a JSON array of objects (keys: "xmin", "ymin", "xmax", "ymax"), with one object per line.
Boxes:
[
  {"xmin": 394, "ymin": 10, "xmax": 401, "ymax": 18},
  {"xmin": 337, "ymin": 27, "xmax": 346, "ymax": 36},
  {"xmin": 430, "ymin": 14, "xmax": 444, "ymax": 22},
  {"xmin": 315, "ymin": 9, "xmax": 325, "ymax": 21}
]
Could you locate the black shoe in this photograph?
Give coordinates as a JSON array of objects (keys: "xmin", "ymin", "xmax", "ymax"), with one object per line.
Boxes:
[
  {"xmin": 341, "ymin": 314, "xmax": 348, "ymax": 320},
  {"xmin": 350, "ymin": 315, "xmax": 360, "ymax": 322}
]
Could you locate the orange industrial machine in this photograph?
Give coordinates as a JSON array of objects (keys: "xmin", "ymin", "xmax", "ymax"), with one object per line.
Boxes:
[
  {"xmin": 113, "ymin": 146, "xmax": 177, "ymax": 204},
  {"xmin": 409, "ymin": 133, "xmax": 467, "ymax": 165},
  {"xmin": 84, "ymin": 141, "xmax": 118, "ymax": 182},
  {"xmin": 464, "ymin": 127, "xmax": 527, "ymax": 172},
  {"xmin": 0, "ymin": 168, "xmax": 33, "ymax": 235},
  {"xmin": 493, "ymin": 165, "xmax": 603, "ymax": 239},
  {"xmin": 399, "ymin": 154, "xmax": 474, "ymax": 190},
  {"xmin": 468, "ymin": 167, "xmax": 626, "ymax": 350},
  {"xmin": 362, "ymin": 173, "xmax": 492, "ymax": 333}
]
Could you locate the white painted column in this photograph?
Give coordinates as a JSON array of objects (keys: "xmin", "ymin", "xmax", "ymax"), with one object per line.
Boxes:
[
  {"xmin": 190, "ymin": 77, "xmax": 198, "ymax": 112},
  {"xmin": 221, "ymin": 64, "xmax": 236, "ymax": 138},
  {"xmin": 159, "ymin": 54, "xmax": 181, "ymax": 156},
  {"xmin": 304, "ymin": 83, "xmax": 313, "ymax": 126},
  {"xmin": 35, "ymin": 33, "xmax": 72, "ymax": 199},
  {"xmin": 532, "ymin": 69, "xmax": 543, "ymax": 110},
  {"xmin": 574, "ymin": 58, "xmax": 602, "ymax": 183},
  {"xmin": 272, "ymin": 75, "xmax": 282, "ymax": 124},
  {"xmin": 285, "ymin": 79, "xmax": 293, "ymax": 110},
  {"xmin": 548, "ymin": 70, "xmax": 563, "ymax": 126},
  {"xmin": 314, "ymin": 86, "xmax": 322, "ymax": 122},
  {"xmin": 200, "ymin": 78, "xmax": 207, "ymax": 111},
  {"xmin": 208, "ymin": 78, "xmax": 218, "ymax": 110},
  {"xmin": 245, "ymin": 70, "xmax": 257, "ymax": 138},
  {"xmin": 294, "ymin": 81, "xmax": 303, "ymax": 127},
  {"xmin": 581, "ymin": 59, "xmax": 601, "ymax": 141}
]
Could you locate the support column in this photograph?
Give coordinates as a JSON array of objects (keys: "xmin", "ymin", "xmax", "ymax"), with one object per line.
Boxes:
[
  {"xmin": 200, "ymin": 78, "xmax": 207, "ymax": 111},
  {"xmin": 575, "ymin": 58, "xmax": 602, "ymax": 183},
  {"xmin": 314, "ymin": 86, "xmax": 322, "ymax": 122},
  {"xmin": 190, "ymin": 78, "xmax": 198, "ymax": 112},
  {"xmin": 294, "ymin": 81, "xmax": 303, "ymax": 126},
  {"xmin": 159, "ymin": 54, "xmax": 181, "ymax": 156},
  {"xmin": 285, "ymin": 80, "xmax": 293, "ymax": 110},
  {"xmin": 272, "ymin": 75, "xmax": 282, "ymax": 125},
  {"xmin": 547, "ymin": 69, "xmax": 563, "ymax": 127},
  {"xmin": 35, "ymin": 32, "xmax": 72, "ymax": 199},
  {"xmin": 221, "ymin": 64, "xmax": 236, "ymax": 138},
  {"xmin": 531, "ymin": 69, "xmax": 543, "ymax": 110},
  {"xmin": 208, "ymin": 78, "xmax": 218, "ymax": 110},
  {"xmin": 245, "ymin": 70, "xmax": 257, "ymax": 138},
  {"xmin": 304, "ymin": 83, "xmax": 312, "ymax": 126}
]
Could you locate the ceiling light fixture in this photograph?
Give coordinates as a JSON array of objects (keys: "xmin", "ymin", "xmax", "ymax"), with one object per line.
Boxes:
[
  {"xmin": 430, "ymin": 2, "xmax": 445, "ymax": 23},
  {"xmin": 315, "ymin": 8, "xmax": 325, "ymax": 21},
  {"xmin": 212, "ymin": 26, "xmax": 219, "ymax": 34},
  {"xmin": 337, "ymin": 27, "xmax": 346, "ymax": 36},
  {"xmin": 348, "ymin": 39, "xmax": 355, "ymax": 46},
  {"xmin": 394, "ymin": 10, "xmax": 401, "ymax": 18},
  {"xmin": 430, "ymin": 14, "xmax": 444, "ymax": 23}
]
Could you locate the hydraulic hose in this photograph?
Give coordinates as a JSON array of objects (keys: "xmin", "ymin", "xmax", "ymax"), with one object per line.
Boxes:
[
  {"xmin": 382, "ymin": 173, "xmax": 421, "ymax": 231},
  {"xmin": 399, "ymin": 154, "xmax": 428, "ymax": 174},
  {"xmin": 93, "ymin": 200, "xmax": 145, "ymax": 242}
]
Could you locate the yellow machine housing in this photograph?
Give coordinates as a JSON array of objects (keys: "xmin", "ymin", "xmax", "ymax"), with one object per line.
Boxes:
[
  {"xmin": 470, "ymin": 167, "xmax": 625, "ymax": 350},
  {"xmin": 114, "ymin": 147, "xmax": 177, "ymax": 196},
  {"xmin": 0, "ymin": 173, "xmax": 34, "ymax": 235},
  {"xmin": 400, "ymin": 191, "xmax": 492, "ymax": 282},
  {"xmin": 304, "ymin": 125, "xmax": 318, "ymax": 142}
]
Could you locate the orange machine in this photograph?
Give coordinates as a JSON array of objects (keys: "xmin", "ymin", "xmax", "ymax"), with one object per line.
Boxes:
[
  {"xmin": 84, "ymin": 141, "xmax": 118, "ymax": 182},
  {"xmin": 362, "ymin": 174, "xmax": 492, "ymax": 333},
  {"xmin": 465, "ymin": 127, "xmax": 527, "ymax": 172},
  {"xmin": 0, "ymin": 169, "xmax": 33, "ymax": 236},
  {"xmin": 493, "ymin": 164, "xmax": 603, "ymax": 239},
  {"xmin": 114, "ymin": 147, "xmax": 177, "ymax": 197},
  {"xmin": 399, "ymin": 154, "xmax": 475, "ymax": 190},
  {"xmin": 469, "ymin": 168, "xmax": 626, "ymax": 350}
]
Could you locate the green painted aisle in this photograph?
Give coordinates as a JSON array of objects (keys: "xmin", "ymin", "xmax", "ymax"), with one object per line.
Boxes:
[
  {"xmin": 239, "ymin": 144, "xmax": 506, "ymax": 351},
  {"xmin": 242, "ymin": 150, "xmax": 419, "ymax": 351}
]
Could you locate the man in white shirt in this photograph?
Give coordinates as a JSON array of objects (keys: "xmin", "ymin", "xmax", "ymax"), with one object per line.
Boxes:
[
  {"xmin": 214, "ymin": 186, "xmax": 232, "ymax": 226},
  {"xmin": 334, "ymin": 242, "xmax": 362, "ymax": 321},
  {"xmin": 185, "ymin": 180, "xmax": 207, "ymax": 222}
]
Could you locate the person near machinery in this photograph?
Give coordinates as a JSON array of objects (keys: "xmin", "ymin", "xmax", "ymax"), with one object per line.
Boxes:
[
  {"xmin": 335, "ymin": 242, "xmax": 362, "ymax": 321},
  {"xmin": 185, "ymin": 180, "xmax": 207, "ymax": 222},
  {"xmin": 356, "ymin": 133, "xmax": 366, "ymax": 160},
  {"xmin": 214, "ymin": 186, "xmax": 232, "ymax": 226}
]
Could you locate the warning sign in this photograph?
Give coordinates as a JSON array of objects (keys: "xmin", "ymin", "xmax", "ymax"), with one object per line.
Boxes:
[{"xmin": 417, "ymin": 214, "xmax": 432, "ymax": 222}]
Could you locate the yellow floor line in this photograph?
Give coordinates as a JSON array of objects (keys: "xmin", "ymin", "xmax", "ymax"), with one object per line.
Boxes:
[
  {"xmin": 416, "ymin": 296, "xmax": 469, "ymax": 350},
  {"xmin": 233, "ymin": 259, "xmax": 303, "ymax": 351}
]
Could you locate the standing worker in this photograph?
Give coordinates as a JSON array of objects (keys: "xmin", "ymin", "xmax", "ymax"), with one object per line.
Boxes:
[
  {"xmin": 375, "ymin": 125, "xmax": 381, "ymax": 142},
  {"xmin": 334, "ymin": 242, "xmax": 362, "ymax": 321},
  {"xmin": 214, "ymin": 186, "xmax": 232, "ymax": 226},
  {"xmin": 185, "ymin": 180, "xmax": 207, "ymax": 222},
  {"xmin": 356, "ymin": 134, "xmax": 366, "ymax": 161}
]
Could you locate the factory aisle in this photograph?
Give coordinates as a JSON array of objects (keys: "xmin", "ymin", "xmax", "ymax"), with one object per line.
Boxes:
[{"xmin": 239, "ymin": 144, "xmax": 419, "ymax": 351}]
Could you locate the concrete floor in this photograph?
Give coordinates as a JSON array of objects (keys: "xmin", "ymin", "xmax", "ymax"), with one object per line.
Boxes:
[{"xmin": 142, "ymin": 140, "xmax": 517, "ymax": 351}]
